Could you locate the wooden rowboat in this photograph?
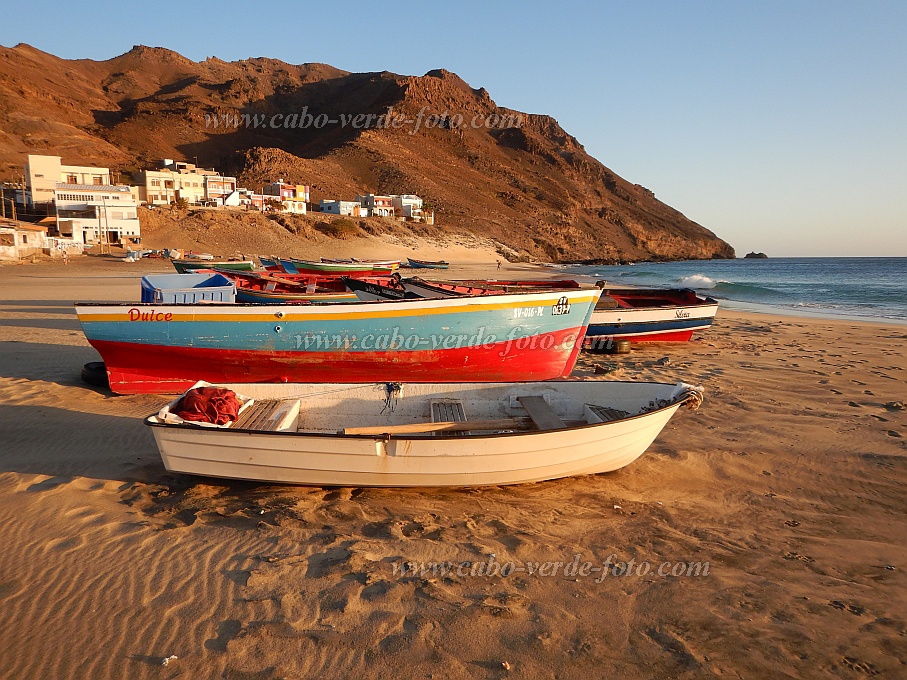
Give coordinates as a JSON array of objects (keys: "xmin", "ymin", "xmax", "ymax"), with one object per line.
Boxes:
[
  {"xmin": 282, "ymin": 258, "xmax": 397, "ymax": 277},
  {"xmin": 321, "ymin": 257, "xmax": 402, "ymax": 268},
  {"xmin": 172, "ymin": 259, "xmax": 255, "ymax": 274},
  {"xmin": 145, "ymin": 380, "xmax": 703, "ymax": 486},
  {"xmin": 407, "ymin": 258, "xmax": 449, "ymax": 269}
]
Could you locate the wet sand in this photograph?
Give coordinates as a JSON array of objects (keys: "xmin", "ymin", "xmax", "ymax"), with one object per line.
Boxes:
[{"xmin": 0, "ymin": 256, "xmax": 905, "ymax": 678}]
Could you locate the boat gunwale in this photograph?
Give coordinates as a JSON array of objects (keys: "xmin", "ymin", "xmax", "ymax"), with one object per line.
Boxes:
[
  {"xmin": 74, "ymin": 287, "xmax": 601, "ymax": 309},
  {"xmin": 142, "ymin": 380, "xmax": 694, "ymax": 441},
  {"xmin": 593, "ymin": 297, "xmax": 720, "ymax": 313}
]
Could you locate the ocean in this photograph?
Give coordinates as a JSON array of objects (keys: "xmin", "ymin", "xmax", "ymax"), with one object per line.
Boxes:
[{"xmin": 560, "ymin": 257, "xmax": 907, "ymax": 323}]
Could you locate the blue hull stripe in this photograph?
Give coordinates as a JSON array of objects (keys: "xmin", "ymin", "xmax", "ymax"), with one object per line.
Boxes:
[{"xmin": 586, "ymin": 317, "xmax": 714, "ymax": 337}]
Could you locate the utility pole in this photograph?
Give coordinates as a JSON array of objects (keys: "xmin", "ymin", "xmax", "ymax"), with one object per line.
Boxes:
[{"xmin": 102, "ymin": 196, "xmax": 110, "ymax": 255}]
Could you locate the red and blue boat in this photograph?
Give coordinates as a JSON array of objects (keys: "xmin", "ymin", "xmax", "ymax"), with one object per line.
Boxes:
[
  {"xmin": 75, "ymin": 288, "xmax": 601, "ymax": 394},
  {"xmin": 585, "ymin": 287, "xmax": 719, "ymax": 344}
]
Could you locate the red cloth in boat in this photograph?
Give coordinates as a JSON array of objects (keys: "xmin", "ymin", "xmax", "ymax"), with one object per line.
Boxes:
[{"xmin": 174, "ymin": 387, "xmax": 242, "ymax": 425}]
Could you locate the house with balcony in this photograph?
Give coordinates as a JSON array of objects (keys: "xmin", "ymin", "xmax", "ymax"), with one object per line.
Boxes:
[
  {"xmin": 262, "ymin": 181, "xmax": 309, "ymax": 214},
  {"xmin": 389, "ymin": 194, "xmax": 433, "ymax": 223},
  {"xmin": 54, "ymin": 184, "xmax": 140, "ymax": 245},
  {"xmin": 134, "ymin": 159, "xmax": 214, "ymax": 206},
  {"xmin": 205, "ymin": 174, "xmax": 240, "ymax": 206},
  {"xmin": 24, "ymin": 155, "xmax": 113, "ymax": 207},
  {"xmin": 356, "ymin": 194, "xmax": 395, "ymax": 217}
]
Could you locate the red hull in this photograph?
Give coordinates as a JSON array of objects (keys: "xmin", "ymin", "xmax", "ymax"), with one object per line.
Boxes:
[
  {"xmin": 91, "ymin": 325, "xmax": 589, "ymax": 394},
  {"xmin": 583, "ymin": 329, "xmax": 696, "ymax": 349}
]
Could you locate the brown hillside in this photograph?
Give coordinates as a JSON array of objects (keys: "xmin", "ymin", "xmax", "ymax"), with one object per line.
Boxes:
[{"xmin": 0, "ymin": 43, "xmax": 734, "ymax": 261}]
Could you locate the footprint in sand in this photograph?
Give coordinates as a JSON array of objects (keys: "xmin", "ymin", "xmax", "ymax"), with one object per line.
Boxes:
[
  {"xmin": 829, "ymin": 600, "xmax": 865, "ymax": 615},
  {"xmin": 841, "ymin": 656, "xmax": 878, "ymax": 675}
]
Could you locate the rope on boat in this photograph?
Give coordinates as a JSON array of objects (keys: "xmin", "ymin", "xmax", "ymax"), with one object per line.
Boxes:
[
  {"xmin": 672, "ymin": 382, "xmax": 704, "ymax": 411},
  {"xmin": 381, "ymin": 382, "xmax": 403, "ymax": 413},
  {"xmin": 641, "ymin": 383, "xmax": 705, "ymax": 413}
]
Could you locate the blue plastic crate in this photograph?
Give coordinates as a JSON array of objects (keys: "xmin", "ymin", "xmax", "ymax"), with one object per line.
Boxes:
[{"xmin": 140, "ymin": 273, "xmax": 236, "ymax": 304}]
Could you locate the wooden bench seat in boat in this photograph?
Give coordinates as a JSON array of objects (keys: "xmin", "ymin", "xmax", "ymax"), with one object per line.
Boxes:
[
  {"xmin": 431, "ymin": 399, "xmax": 468, "ymax": 437},
  {"xmin": 584, "ymin": 404, "xmax": 632, "ymax": 423},
  {"xmin": 232, "ymin": 399, "xmax": 301, "ymax": 431},
  {"xmin": 517, "ymin": 396, "xmax": 567, "ymax": 430}
]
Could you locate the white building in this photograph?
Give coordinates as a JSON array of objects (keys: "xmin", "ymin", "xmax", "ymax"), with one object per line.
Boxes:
[
  {"xmin": 24, "ymin": 155, "xmax": 113, "ymax": 207},
  {"xmin": 0, "ymin": 221, "xmax": 48, "ymax": 261},
  {"xmin": 390, "ymin": 194, "xmax": 425, "ymax": 219},
  {"xmin": 320, "ymin": 200, "xmax": 362, "ymax": 216},
  {"xmin": 54, "ymin": 184, "xmax": 141, "ymax": 245}
]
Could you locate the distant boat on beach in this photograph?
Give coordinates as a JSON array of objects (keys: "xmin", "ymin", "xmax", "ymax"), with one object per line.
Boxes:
[
  {"xmin": 321, "ymin": 257, "xmax": 402, "ymax": 268},
  {"xmin": 279, "ymin": 258, "xmax": 396, "ymax": 277},
  {"xmin": 407, "ymin": 258, "xmax": 449, "ymax": 269},
  {"xmin": 172, "ymin": 259, "xmax": 255, "ymax": 274},
  {"xmin": 145, "ymin": 379, "xmax": 703, "ymax": 486}
]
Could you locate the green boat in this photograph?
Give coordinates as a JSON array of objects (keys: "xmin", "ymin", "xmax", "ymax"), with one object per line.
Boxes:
[{"xmin": 172, "ymin": 259, "xmax": 256, "ymax": 274}]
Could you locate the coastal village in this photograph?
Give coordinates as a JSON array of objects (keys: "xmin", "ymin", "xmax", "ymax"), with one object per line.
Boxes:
[{"xmin": 0, "ymin": 153, "xmax": 433, "ymax": 262}]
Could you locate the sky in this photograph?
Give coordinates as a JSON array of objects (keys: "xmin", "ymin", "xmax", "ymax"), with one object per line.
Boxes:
[{"xmin": 2, "ymin": 1, "xmax": 905, "ymax": 256}]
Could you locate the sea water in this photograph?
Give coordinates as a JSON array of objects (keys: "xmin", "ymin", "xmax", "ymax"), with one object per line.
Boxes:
[{"xmin": 562, "ymin": 257, "xmax": 907, "ymax": 323}]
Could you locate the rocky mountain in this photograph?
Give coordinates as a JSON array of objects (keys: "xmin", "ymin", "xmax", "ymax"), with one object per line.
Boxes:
[{"xmin": 0, "ymin": 43, "xmax": 735, "ymax": 261}]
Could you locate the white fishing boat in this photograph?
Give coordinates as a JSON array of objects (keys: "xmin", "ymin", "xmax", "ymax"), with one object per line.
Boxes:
[{"xmin": 145, "ymin": 380, "xmax": 703, "ymax": 487}]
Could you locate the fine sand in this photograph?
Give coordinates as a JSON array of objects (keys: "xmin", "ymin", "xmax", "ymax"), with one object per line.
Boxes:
[{"xmin": 0, "ymin": 256, "xmax": 905, "ymax": 679}]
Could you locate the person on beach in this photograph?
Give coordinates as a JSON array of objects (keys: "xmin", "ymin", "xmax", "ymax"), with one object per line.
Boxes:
[{"xmin": 497, "ymin": 259, "xmax": 502, "ymax": 270}]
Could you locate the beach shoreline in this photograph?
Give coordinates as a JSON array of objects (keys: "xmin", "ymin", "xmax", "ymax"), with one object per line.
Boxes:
[{"xmin": 1, "ymin": 256, "xmax": 905, "ymax": 678}]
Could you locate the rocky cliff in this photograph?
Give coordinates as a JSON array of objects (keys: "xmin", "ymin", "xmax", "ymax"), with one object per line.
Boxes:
[{"xmin": 0, "ymin": 44, "xmax": 735, "ymax": 261}]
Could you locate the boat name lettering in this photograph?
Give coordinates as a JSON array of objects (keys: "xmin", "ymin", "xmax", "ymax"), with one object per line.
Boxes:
[
  {"xmin": 513, "ymin": 306, "xmax": 544, "ymax": 319},
  {"xmin": 551, "ymin": 297, "xmax": 571, "ymax": 315},
  {"xmin": 128, "ymin": 308, "xmax": 173, "ymax": 322},
  {"xmin": 675, "ymin": 309, "xmax": 691, "ymax": 319}
]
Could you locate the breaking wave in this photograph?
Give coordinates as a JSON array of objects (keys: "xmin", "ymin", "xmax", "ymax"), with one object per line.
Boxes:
[{"xmin": 676, "ymin": 274, "xmax": 716, "ymax": 288}]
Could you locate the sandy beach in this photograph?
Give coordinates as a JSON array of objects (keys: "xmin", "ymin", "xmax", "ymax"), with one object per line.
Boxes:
[{"xmin": 1, "ymin": 256, "xmax": 905, "ymax": 679}]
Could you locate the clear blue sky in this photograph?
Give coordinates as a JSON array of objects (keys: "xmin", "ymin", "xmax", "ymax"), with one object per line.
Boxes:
[{"xmin": 3, "ymin": 1, "xmax": 905, "ymax": 256}]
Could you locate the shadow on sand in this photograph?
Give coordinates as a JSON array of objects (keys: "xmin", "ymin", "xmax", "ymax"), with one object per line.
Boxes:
[{"xmin": 0, "ymin": 341, "xmax": 102, "ymax": 385}]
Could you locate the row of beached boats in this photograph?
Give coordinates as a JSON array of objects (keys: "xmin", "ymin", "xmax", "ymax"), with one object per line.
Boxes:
[{"xmin": 78, "ymin": 254, "xmax": 715, "ymax": 487}]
